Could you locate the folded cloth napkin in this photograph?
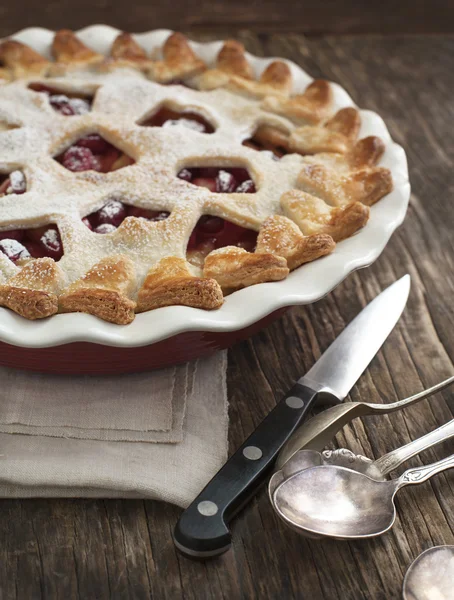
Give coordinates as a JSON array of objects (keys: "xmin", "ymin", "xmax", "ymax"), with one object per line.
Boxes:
[
  {"xmin": 0, "ymin": 361, "xmax": 189, "ymax": 442},
  {"xmin": 0, "ymin": 351, "xmax": 228, "ymax": 507}
]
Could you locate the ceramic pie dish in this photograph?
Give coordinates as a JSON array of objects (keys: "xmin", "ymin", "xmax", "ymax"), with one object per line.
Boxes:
[{"xmin": 0, "ymin": 25, "xmax": 409, "ymax": 374}]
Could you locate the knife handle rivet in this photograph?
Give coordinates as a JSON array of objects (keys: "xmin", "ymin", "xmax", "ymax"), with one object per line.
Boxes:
[
  {"xmin": 286, "ymin": 396, "xmax": 304, "ymax": 409},
  {"xmin": 243, "ymin": 446, "xmax": 263, "ymax": 461},
  {"xmin": 197, "ymin": 501, "xmax": 219, "ymax": 516}
]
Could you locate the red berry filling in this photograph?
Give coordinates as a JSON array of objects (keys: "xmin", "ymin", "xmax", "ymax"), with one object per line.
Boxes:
[
  {"xmin": 141, "ymin": 107, "xmax": 214, "ymax": 134},
  {"xmin": 62, "ymin": 146, "xmax": 101, "ymax": 172},
  {"xmin": 56, "ymin": 135, "xmax": 135, "ymax": 173},
  {"xmin": 186, "ymin": 215, "xmax": 258, "ymax": 267},
  {"xmin": 0, "ymin": 224, "xmax": 63, "ymax": 263},
  {"xmin": 28, "ymin": 83, "xmax": 92, "ymax": 116},
  {"xmin": 177, "ymin": 167, "xmax": 256, "ymax": 193},
  {"xmin": 0, "ymin": 170, "xmax": 26, "ymax": 195},
  {"xmin": 83, "ymin": 200, "xmax": 170, "ymax": 233},
  {"xmin": 76, "ymin": 134, "xmax": 111, "ymax": 154}
]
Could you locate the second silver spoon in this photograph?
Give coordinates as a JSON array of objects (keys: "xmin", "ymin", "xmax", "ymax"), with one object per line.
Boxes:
[
  {"xmin": 273, "ymin": 453, "xmax": 454, "ymax": 540},
  {"xmin": 269, "ymin": 415, "xmax": 454, "ymax": 498}
]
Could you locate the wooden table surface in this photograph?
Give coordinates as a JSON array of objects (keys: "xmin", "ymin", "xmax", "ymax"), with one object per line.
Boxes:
[{"xmin": 1, "ymin": 29, "xmax": 454, "ymax": 600}]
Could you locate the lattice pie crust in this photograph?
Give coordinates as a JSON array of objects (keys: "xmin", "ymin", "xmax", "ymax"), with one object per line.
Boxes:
[{"xmin": 0, "ymin": 31, "xmax": 393, "ymax": 324}]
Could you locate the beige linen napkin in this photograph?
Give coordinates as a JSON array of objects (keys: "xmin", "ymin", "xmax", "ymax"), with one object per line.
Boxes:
[
  {"xmin": 0, "ymin": 352, "xmax": 228, "ymax": 507},
  {"xmin": 0, "ymin": 361, "xmax": 191, "ymax": 442}
]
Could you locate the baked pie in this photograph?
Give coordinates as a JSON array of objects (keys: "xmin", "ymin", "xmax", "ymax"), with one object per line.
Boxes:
[{"xmin": 0, "ymin": 30, "xmax": 393, "ymax": 324}]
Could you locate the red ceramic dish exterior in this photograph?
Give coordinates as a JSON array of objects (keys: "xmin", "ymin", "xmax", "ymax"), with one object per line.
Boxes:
[{"xmin": 0, "ymin": 308, "xmax": 287, "ymax": 374}]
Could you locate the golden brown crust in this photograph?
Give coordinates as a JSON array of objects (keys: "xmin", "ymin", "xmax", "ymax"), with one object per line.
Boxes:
[
  {"xmin": 260, "ymin": 62, "xmax": 293, "ymax": 94},
  {"xmin": 163, "ymin": 33, "xmax": 197, "ymax": 65},
  {"xmin": 148, "ymin": 32, "xmax": 206, "ymax": 83},
  {"xmin": 297, "ymin": 139, "xmax": 393, "ymax": 207},
  {"xmin": 59, "ymin": 288, "xmax": 136, "ymax": 324},
  {"xmin": 0, "ymin": 258, "xmax": 64, "ymax": 319},
  {"xmin": 256, "ymin": 215, "xmax": 335, "ymax": 270},
  {"xmin": 348, "ymin": 135, "xmax": 386, "ymax": 169},
  {"xmin": 297, "ymin": 162, "xmax": 339, "ymax": 205},
  {"xmin": 59, "ymin": 255, "xmax": 136, "ymax": 324},
  {"xmin": 290, "ymin": 126, "xmax": 346, "ymax": 155},
  {"xmin": 343, "ymin": 168, "xmax": 394, "ymax": 206},
  {"xmin": 262, "ymin": 79, "xmax": 333, "ymax": 124},
  {"xmin": 194, "ymin": 40, "xmax": 252, "ymax": 91},
  {"xmin": 0, "ymin": 288, "xmax": 58, "ymax": 319},
  {"xmin": 193, "ymin": 68, "xmax": 230, "ymax": 91},
  {"xmin": 111, "ymin": 32, "xmax": 148, "ymax": 61},
  {"xmin": 228, "ymin": 60, "xmax": 292, "ymax": 98},
  {"xmin": 289, "ymin": 107, "xmax": 361, "ymax": 155},
  {"xmin": 0, "ymin": 40, "xmax": 50, "ymax": 78},
  {"xmin": 137, "ymin": 256, "xmax": 223, "ymax": 311},
  {"xmin": 203, "ymin": 247, "xmax": 289, "ymax": 292},
  {"xmin": 99, "ymin": 32, "xmax": 151, "ymax": 73},
  {"xmin": 326, "ymin": 107, "xmax": 361, "ymax": 141},
  {"xmin": 51, "ymin": 29, "xmax": 102, "ymax": 68},
  {"xmin": 281, "ymin": 189, "xmax": 370, "ymax": 241},
  {"xmin": 253, "ymin": 124, "xmax": 291, "ymax": 151},
  {"xmin": 217, "ymin": 40, "xmax": 253, "ymax": 79},
  {"xmin": 328, "ymin": 201, "xmax": 371, "ymax": 241}
]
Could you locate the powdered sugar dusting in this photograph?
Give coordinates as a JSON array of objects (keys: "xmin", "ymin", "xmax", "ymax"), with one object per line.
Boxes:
[
  {"xmin": 7, "ymin": 170, "xmax": 26, "ymax": 193},
  {"xmin": 0, "ymin": 66, "xmax": 320, "ymax": 290},
  {"xmin": 0, "ymin": 238, "xmax": 30, "ymax": 261}
]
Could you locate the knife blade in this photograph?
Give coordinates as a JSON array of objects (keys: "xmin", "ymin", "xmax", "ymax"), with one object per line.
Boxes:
[
  {"xmin": 173, "ymin": 275, "xmax": 411, "ymax": 559},
  {"xmin": 299, "ymin": 274, "xmax": 411, "ymax": 402}
]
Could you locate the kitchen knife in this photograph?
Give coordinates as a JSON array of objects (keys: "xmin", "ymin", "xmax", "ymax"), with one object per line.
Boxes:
[{"xmin": 173, "ymin": 275, "xmax": 411, "ymax": 559}]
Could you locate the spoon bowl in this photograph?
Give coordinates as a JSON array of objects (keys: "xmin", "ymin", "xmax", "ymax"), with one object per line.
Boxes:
[
  {"xmin": 272, "ymin": 453, "xmax": 454, "ymax": 539},
  {"xmin": 269, "ymin": 449, "xmax": 324, "ymax": 499},
  {"xmin": 403, "ymin": 545, "xmax": 454, "ymax": 600},
  {"xmin": 274, "ymin": 466, "xmax": 398, "ymax": 539}
]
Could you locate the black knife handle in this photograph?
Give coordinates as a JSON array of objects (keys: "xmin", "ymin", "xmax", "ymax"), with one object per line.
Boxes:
[{"xmin": 173, "ymin": 383, "xmax": 319, "ymax": 559}]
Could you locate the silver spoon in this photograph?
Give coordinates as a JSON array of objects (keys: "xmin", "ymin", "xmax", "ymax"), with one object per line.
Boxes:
[
  {"xmin": 403, "ymin": 545, "xmax": 454, "ymax": 600},
  {"xmin": 269, "ymin": 415, "xmax": 454, "ymax": 498},
  {"xmin": 276, "ymin": 376, "xmax": 454, "ymax": 469},
  {"xmin": 272, "ymin": 453, "xmax": 454, "ymax": 540}
]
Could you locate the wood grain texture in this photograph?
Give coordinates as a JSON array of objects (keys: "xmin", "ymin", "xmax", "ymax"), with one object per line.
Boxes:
[
  {"xmin": 0, "ymin": 1, "xmax": 454, "ymax": 37},
  {"xmin": 1, "ymin": 33, "xmax": 454, "ymax": 599}
]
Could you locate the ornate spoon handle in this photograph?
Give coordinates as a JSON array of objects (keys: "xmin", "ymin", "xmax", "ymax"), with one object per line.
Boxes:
[
  {"xmin": 398, "ymin": 453, "xmax": 454, "ymax": 488},
  {"xmin": 375, "ymin": 417, "xmax": 454, "ymax": 476}
]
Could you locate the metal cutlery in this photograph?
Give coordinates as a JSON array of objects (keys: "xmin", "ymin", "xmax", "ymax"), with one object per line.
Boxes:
[
  {"xmin": 276, "ymin": 375, "xmax": 454, "ymax": 469},
  {"xmin": 173, "ymin": 275, "xmax": 410, "ymax": 558},
  {"xmin": 269, "ymin": 407, "xmax": 454, "ymax": 498},
  {"xmin": 272, "ymin": 453, "xmax": 454, "ymax": 540},
  {"xmin": 403, "ymin": 545, "xmax": 454, "ymax": 600}
]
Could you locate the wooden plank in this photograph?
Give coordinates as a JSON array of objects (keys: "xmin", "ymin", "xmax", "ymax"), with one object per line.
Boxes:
[
  {"xmin": 0, "ymin": 1, "xmax": 454, "ymax": 38},
  {"xmin": 1, "ymin": 33, "xmax": 454, "ymax": 599}
]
